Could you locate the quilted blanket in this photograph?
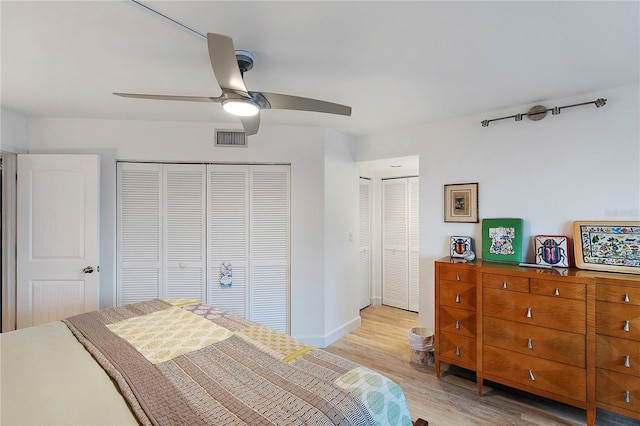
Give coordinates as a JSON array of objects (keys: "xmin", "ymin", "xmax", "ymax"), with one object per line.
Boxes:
[{"xmin": 63, "ymin": 298, "xmax": 412, "ymax": 426}]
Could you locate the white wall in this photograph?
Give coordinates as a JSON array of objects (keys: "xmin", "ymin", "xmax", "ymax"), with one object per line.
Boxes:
[
  {"xmin": 1, "ymin": 108, "xmax": 29, "ymax": 153},
  {"xmin": 26, "ymin": 118, "xmax": 356, "ymax": 346},
  {"xmin": 356, "ymin": 85, "xmax": 640, "ymax": 331},
  {"xmin": 323, "ymin": 129, "xmax": 361, "ymax": 345}
]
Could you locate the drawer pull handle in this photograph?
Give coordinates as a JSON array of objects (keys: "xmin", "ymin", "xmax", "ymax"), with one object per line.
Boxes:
[
  {"xmin": 527, "ymin": 339, "xmax": 533, "ymax": 350},
  {"xmin": 455, "ymin": 320, "xmax": 461, "ymax": 330},
  {"xmin": 526, "ymin": 308, "xmax": 532, "ymax": 318},
  {"xmin": 455, "ymin": 347, "xmax": 461, "ymax": 356},
  {"xmin": 456, "ymin": 274, "xmax": 461, "ymax": 281},
  {"xmin": 503, "ymin": 282, "xmax": 508, "ymax": 289},
  {"xmin": 625, "ymin": 293, "xmax": 630, "ymax": 303},
  {"xmin": 625, "ymin": 391, "xmax": 631, "ymax": 404},
  {"xmin": 455, "ymin": 294, "xmax": 460, "ymax": 303},
  {"xmin": 624, "ymin": 320, "xmax": 630, "ymax": 332},
  {"xmin": 554, "ymin": 288, "xmax": 560, "ymax": 296},
  {"xmin": 625, "ymin": 355, "xmax": 631, "ymax": 368},
  {"xmin": 529, "ymin": 370, "xmax": 535, "ymax": 381}
]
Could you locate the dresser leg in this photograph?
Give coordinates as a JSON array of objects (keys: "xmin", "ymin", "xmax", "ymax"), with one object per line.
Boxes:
[
  {"xmin": 435, "ymin": 359, "xmax": 441, "ymax": 378},
  {"xmin": 477, "ymin": 376, "xmax": 483, "ymax": 396},
  {"xmin": 586, "ymin": 408, "xmax": 595, "ymax": 426}
]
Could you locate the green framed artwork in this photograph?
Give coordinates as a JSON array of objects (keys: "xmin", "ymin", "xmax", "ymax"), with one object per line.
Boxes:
[{"xmin": 482, "ymin": 218, "xmax": 524, "ymax": 263}]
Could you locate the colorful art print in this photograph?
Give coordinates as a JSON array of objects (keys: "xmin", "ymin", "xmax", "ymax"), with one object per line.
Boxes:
[
  {"xmin": 450, "ymin": 236, "xmax": 473, "ymax": 258},
  {"xmin": 481, "ymin": 218, "xmax": 524, "ymax": 263},
  {"xmin": 573, "ymin": 221, "xmax": 640, "ymax": 274},
  {"xmin": 444, "ymin": 183, "xmax": 478, "ymax": 223},
  {"xmin": 534, "ymin": 235, "xmax": 570, "ymax": 267}
]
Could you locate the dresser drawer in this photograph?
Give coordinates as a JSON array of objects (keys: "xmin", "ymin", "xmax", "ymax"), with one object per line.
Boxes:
[
  {"xmin": 484, "ymin": 288, "xmax": 586, "ymax": 334},
  {"xmin": 484, "ymin": 346, "xmax": 586, "ymax": 402},
  {"xmin": 438, "ymin": 331, "xmax": 476, "ymax": 369},
  {"xmin": 484, "ymin": 317, "xmax": 585, "ymax": 368},
  {"xmin": 439, "ymin": 281, "xmax": 476, "ymax": 311},
  {"xmin": 439, "ymin": 266, "xmax": 475, "ymax": 284},
  {"xmin": 596, "ymin": 368, "xmax": 640, "ymax": 413},
  {"xmin": 597, "ymin": 334, "xmax": 640, "ymax": 377},
  {"xmin": 597, "ymin": 301, "xmax": 640, "ymax": 341},
  {"xmin": 483, "ymin": 273, "xmax": 529, "ymax": 293},
  {"xmin": 597, "ymin": 284, "xmax": 640, "ymax": 306},
  {"xmin": 439, "ymin": 305, "xmax": 476, "ymax": 338},
  {"xmin": 530, "ymin": 279, "xmax": 586, "ymax": 301}
]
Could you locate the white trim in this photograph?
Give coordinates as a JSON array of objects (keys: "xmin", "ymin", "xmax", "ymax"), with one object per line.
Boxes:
[
  {"xmin": 1, "ymin": 153, "xmax": 17, "ymax": 331},
  {"xmin": 296, "ymin": 315, "xmax": 361, "ymax": 348}
]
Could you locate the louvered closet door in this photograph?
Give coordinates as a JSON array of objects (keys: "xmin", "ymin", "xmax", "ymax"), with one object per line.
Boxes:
[
  {"xmin": 382, "ymin": 179, "xmax": 408, "ymax": 310},
  {"xmin": 359, "ymin": 178, "xmax": 371, "ymax": 310},
  {"xmin": 164, "ymin": 164, "xmax": 206, "ymax": 301},
  {"xmin": 408, "ymin": 177, "xmax": 419, "ymax": 312},
  {"xmin": 117, "ymin": 163, "xmax": 163, "ymax": 305},
  {"xmin": 207, "ymin": 165, "xmax": 249, "ymax": 317},
  {"xmin": 250, "ymin": 165, "xmax": 290, "ymax": 334}
]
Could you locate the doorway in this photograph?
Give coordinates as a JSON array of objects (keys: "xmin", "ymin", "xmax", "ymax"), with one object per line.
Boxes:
[{"xmin": 358, "ymin": 155, "xmax": 419, "ymax": 312}]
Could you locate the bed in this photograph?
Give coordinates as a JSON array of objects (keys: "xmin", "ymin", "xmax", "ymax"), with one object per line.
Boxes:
[{"xmin": 1, "ymin": 298, "xmax": 414, "ymax": 425}]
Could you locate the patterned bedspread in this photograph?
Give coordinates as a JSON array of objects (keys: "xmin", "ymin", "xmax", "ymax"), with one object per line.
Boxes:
[{"xmin": 63, "ymin": 298, "xmax": 412, "ymax": 426}]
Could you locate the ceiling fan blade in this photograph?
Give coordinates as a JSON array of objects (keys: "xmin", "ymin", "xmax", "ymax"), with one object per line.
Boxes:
[
  {"xmin": 207, "ymin": 32, "xmax": 248, "ymax": 93},
  {"xmin": 257, "ymin": 92, "xmax": 351, "ymax": 116},
  {"xmin": 239, "ymin": 114, "xmax": 260, "ymax": 136},
  {"xmin": 114, "ymin": 93, "xmax": 222, "ymax": 103}
]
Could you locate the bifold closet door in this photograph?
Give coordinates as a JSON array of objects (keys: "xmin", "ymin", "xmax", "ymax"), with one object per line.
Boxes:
[
  {"xmin": 163, "ymin": 164, "xmax": 206, "ymax": 301},
  {"xmin": 117, "ymin": 163, "xmax": 206, "ymax": 305},
  {"xmin": 249, "ymin": 165, "xmax": 290, "ymax": 334},
  {"xmin": 207, "ymin": 165, "xmax": 249, "ymax": 317},
  {"xmin": 381, "ymin": 177, "xmax": 419, "ymax": 312},
  {"xmin": 359, "ymin": 178, "xmax": 371, "ymax": 310},
  {"xmin": 117, "ymin": 163, "xmax": 163, "ymax": 305}
]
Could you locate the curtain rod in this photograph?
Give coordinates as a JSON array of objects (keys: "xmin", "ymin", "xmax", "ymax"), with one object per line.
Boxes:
[{"xmin": 481, "ymin": 98, "xmax": 607, "ymax": 127}]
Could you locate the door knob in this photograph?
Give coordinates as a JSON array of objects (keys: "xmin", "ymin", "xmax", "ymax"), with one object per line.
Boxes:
[{"xmin": 83, "ymin": 266, "xmax": 94, "ymax": 274}]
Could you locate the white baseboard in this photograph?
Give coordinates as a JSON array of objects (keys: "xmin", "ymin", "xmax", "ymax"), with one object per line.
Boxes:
[{"xmin": 294, "ymin": 315, "xmax": 362, "ymax": 348}]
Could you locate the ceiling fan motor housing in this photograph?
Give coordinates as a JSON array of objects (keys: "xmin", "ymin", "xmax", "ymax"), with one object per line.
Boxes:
[{"xmin": 235, "ymin": 50, "xmax": 254, "ymax": 74}]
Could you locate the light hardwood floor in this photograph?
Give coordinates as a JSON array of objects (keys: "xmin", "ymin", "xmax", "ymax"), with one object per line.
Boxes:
[{"xmin": 325, "ymin": 305, "xmax": 635, "ymax": 426}]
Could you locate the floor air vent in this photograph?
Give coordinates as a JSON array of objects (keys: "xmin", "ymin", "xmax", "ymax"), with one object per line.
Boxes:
[{"xmin": 215, "ymin": 129, "xmax": 247, "ymax": 147}]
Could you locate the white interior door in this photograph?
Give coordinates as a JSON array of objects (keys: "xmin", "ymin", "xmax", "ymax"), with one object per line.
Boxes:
[
  {"xmin": 408, "ymin": 177, "xmax": 420, "ymax": 312},
  {"xmin": 382, "ymin": 178, "xmax": 408, "ymax": 310},
  {"xmin": 359, "ymin": 178, "xmax": 371, "ymax": 310},
  {"xmin": 17, "ymin": 154, "xmax": 99, "ymax": 328}
]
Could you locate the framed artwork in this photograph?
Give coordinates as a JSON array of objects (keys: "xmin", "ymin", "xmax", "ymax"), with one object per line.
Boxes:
[
  {"xmin": 482, "ymin": 218, "xmax": 524, "ymax": 263},
  {"xmin": 534, "ymin": 235, "xmax": 570, "ymax": 267},
  {"xmin": 573, "ymin": 221, "xmax": 640, "ymax": 274},
  {"xmin": 444, "ymin": 183, "xmax": 478, "ymax": 223},
  {"xmin": 450, "ymin": 236, "xmax": 473, "ymax": 258}
]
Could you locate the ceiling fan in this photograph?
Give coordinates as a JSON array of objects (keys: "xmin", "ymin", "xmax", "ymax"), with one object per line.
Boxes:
[{"xmin": 114, "ymin": 32, "xmax": 352, "ymax": 136}]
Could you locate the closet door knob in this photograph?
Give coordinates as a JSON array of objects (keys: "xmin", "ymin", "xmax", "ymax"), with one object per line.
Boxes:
[{"xmin": 82, "ymin": 266, "xmax": 94, "ymax": 274}]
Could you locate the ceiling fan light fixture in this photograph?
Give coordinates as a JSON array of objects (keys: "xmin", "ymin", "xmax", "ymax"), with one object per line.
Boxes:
[{"xmin": 222, "ymin": 99, "xmax": 259, "ymax": 116}]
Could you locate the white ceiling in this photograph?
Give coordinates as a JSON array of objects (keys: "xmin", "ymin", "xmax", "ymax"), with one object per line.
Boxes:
[{"xmin": 1, "ymin": 1, "xmax": 638, "ymax": 138}]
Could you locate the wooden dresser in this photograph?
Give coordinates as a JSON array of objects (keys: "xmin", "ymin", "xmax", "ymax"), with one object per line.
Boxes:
[{"xmin": 434, "ymin": 258, "xmax": 640, "ymax": 426}]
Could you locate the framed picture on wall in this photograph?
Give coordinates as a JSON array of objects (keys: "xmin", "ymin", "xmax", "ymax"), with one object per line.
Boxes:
[{"xmin": 444, "ymin": 183, "xmax": 478, "ymax": 223}]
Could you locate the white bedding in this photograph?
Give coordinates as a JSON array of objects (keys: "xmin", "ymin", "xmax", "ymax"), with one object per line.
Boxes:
[{"xmin": 0, "ymin": 321, "xmax": 138, "ymax": 425}]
